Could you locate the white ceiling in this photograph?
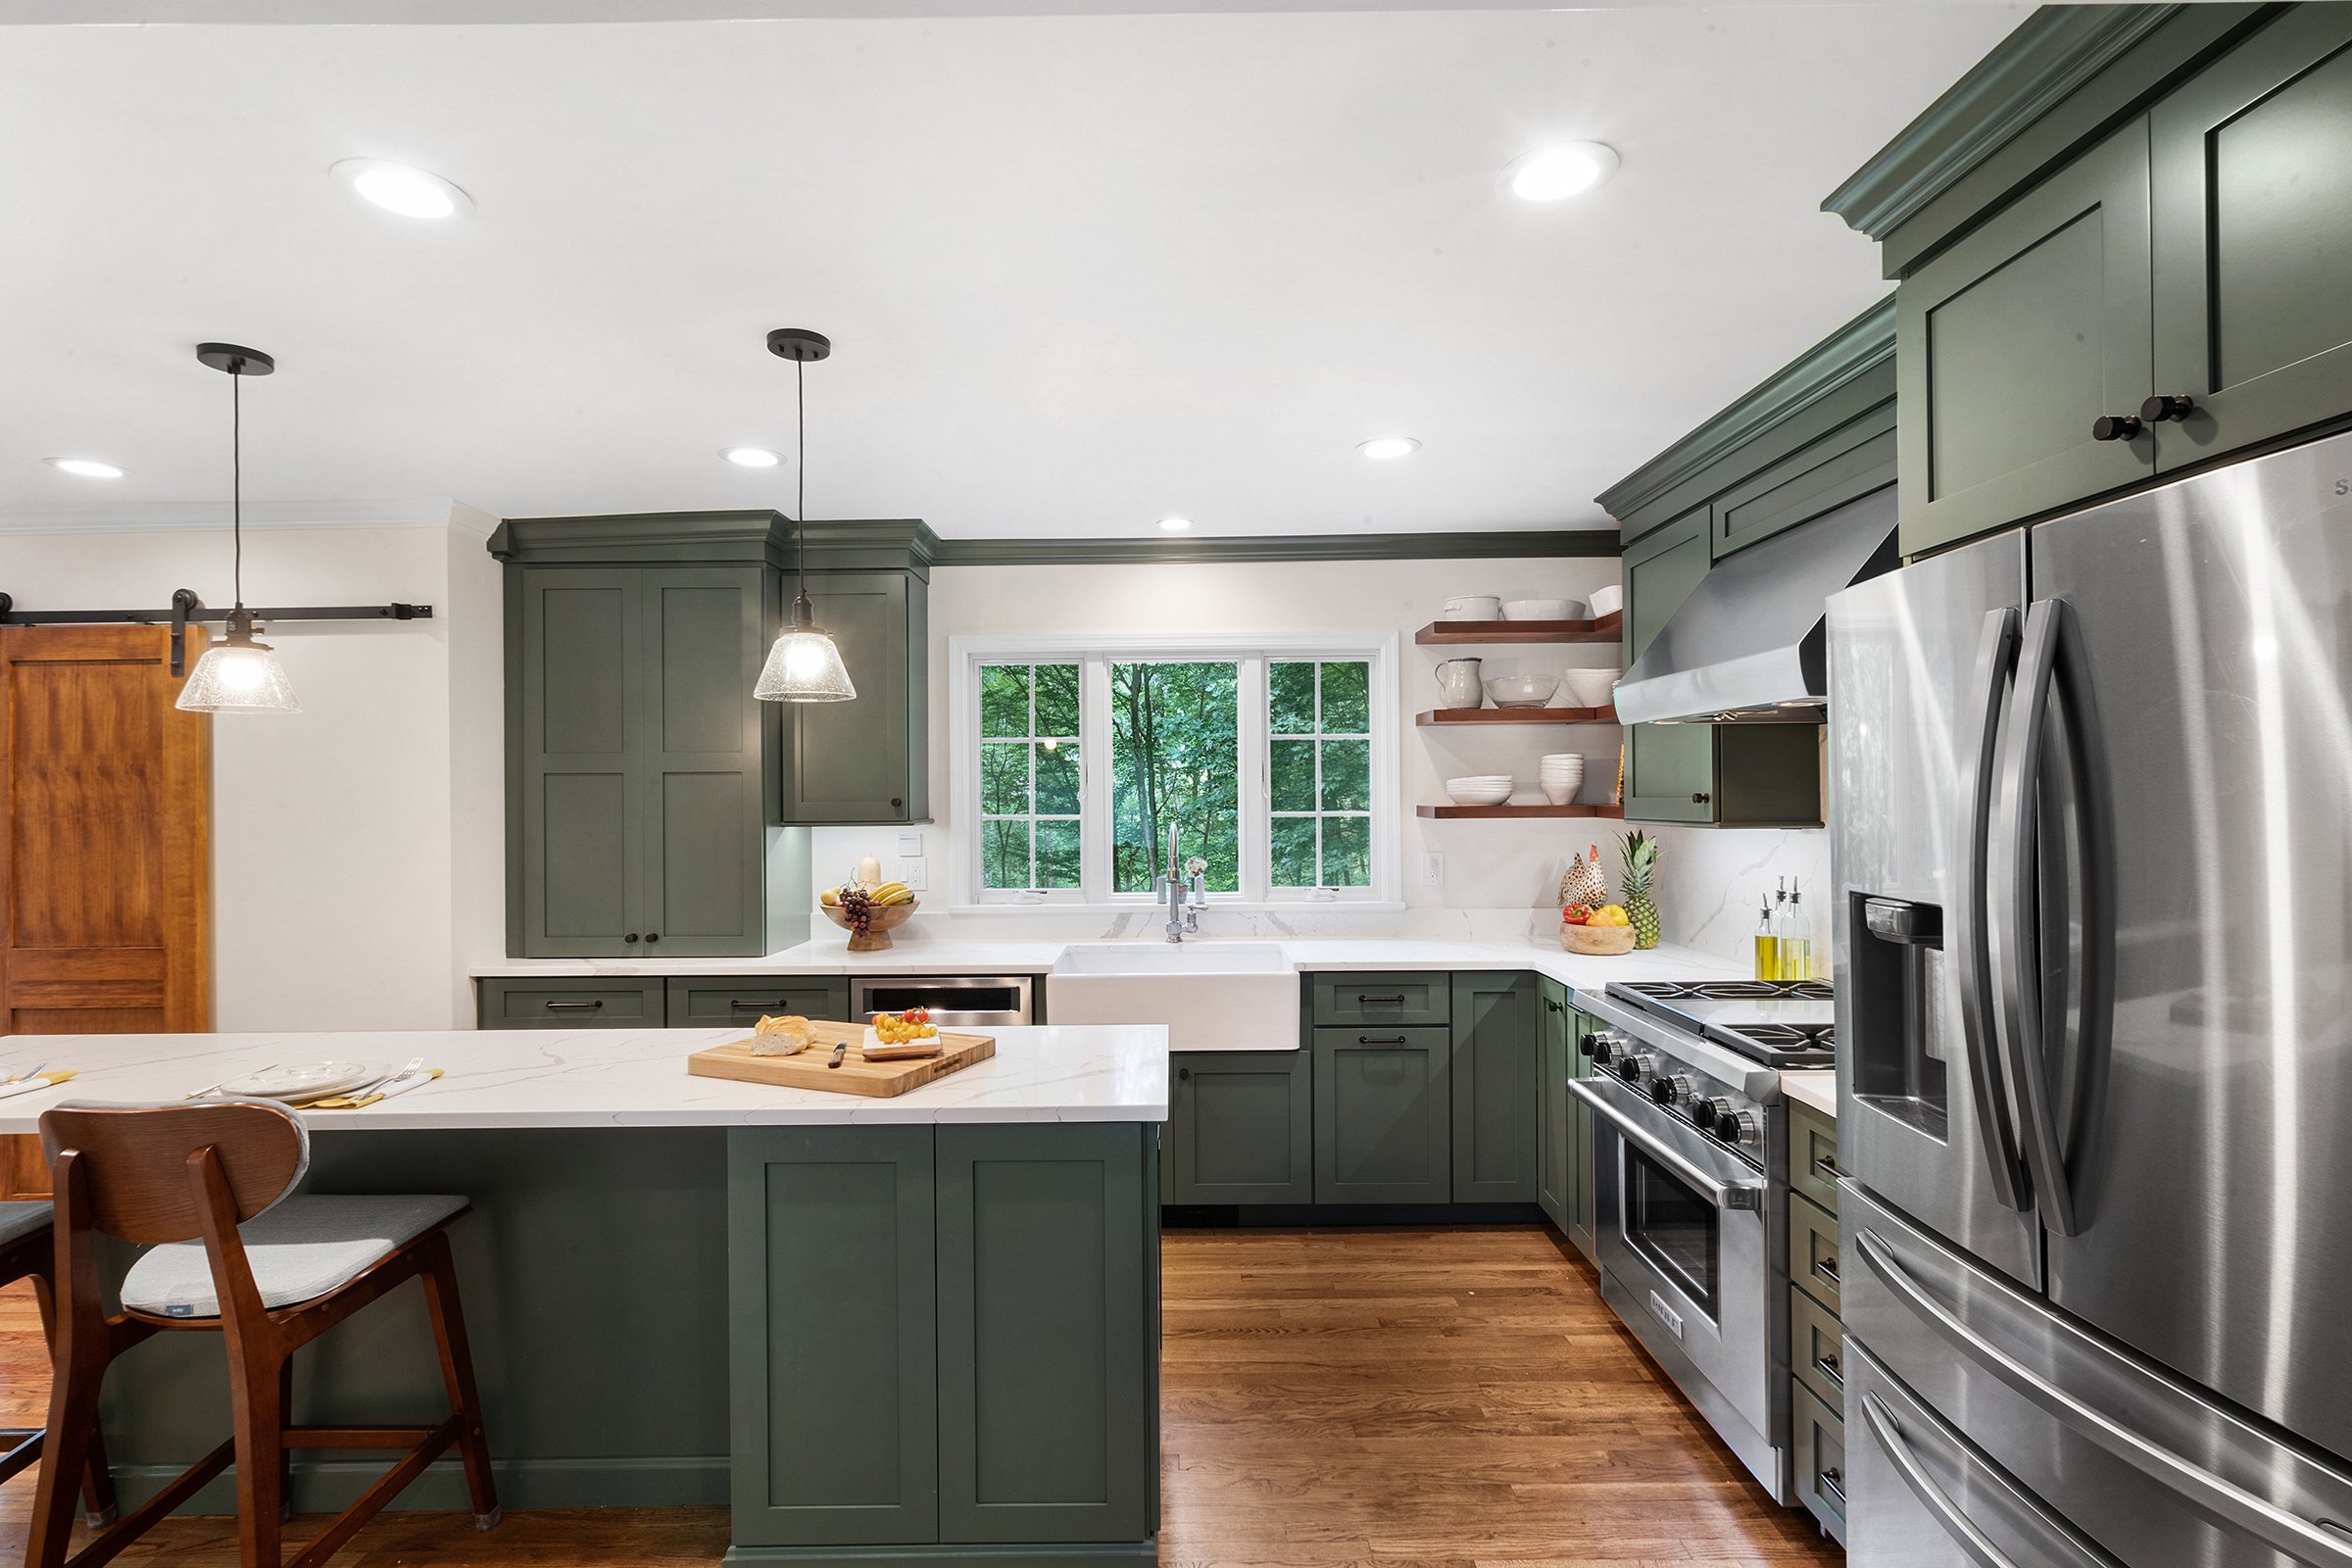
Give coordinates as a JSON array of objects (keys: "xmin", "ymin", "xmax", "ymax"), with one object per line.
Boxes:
[{"xmin": 0, "ymin": 6, "xmax": 2023, "ymax": 539}]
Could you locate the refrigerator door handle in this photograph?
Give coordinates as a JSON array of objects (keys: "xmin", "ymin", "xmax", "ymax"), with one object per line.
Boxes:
[
  {"xmin": 1860, "ymin": 1394, "xmax": 2027, "ymax": 1568},
  {"xmin": 1856, "ymin": 1229, "xmax": 2352, "ymax": 1568},
  {"xmin": 1955, "ymin": 605, "xmax": 2031, "ymax": 1211}
]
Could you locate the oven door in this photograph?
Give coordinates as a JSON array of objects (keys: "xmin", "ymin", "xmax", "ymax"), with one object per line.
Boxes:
[{"xmin": 1577, "ymin": 1073, "xmax": 1786, "ymax": 1497}]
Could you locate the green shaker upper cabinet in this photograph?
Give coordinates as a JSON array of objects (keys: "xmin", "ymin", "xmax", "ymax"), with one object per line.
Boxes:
[
  {"xmin": 1897, "ymin": 119, "xmax": 2157, "ymax": 558},
  {"xmin": 517, "ymin": 566, "xmax": 640, "ymax": 956},
  {"xmin": 1622, "ymin": 511, "xmax": 1717, "ymax": 825},
  {"xmin": 777, "ymin": 523, "xmax": 934, "ymax": 825},
  {"xmin": 2151, "ymin": 5, "xmax": 2352, "ymax": 472},
  {"xmin": 1537, "ymin": 983, "xmax": 1572, "ymax": 1231},
  {"xmin": 643, "ymin": 568, "xmax": 773, "ymax": 955},
  {"xmin": 1451, "ymin": 973, "xmax": 1540, "ymax": 1204}
]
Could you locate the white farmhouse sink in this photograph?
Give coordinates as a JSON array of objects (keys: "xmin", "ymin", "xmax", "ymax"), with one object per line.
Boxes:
[{"xmin": 1048, "ymin": 943, "xmax": 1300, "ymax": 1052}]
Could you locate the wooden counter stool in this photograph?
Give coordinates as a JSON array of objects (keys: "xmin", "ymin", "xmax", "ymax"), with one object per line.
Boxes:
[
  {"xmin": 27, "ymin": 1101, "xmax": 500, "ymax": 1568},
  {"xmin": 0, "ymin": 1200, "xmax": 116, "ymax": 1525}
]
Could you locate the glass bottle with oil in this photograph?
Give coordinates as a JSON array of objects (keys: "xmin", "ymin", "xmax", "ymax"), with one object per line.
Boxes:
[
  {"xmin": 1781, "ymin": 879, "xmax": 1813, "ymax": 982},
  {"xmin": 1753, "ymin": 895, "xmax": 1783, "ymax": 981}
]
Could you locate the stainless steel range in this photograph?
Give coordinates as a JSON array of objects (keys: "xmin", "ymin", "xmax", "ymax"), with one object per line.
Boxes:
[{"xmin": 1570, "ymin": 977, "xmax": 1831, "ymax": 1504}]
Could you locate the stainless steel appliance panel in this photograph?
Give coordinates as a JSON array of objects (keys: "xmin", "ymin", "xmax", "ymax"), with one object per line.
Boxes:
[
  {"xmin": 1828, "ymin": 530, "xmax": 2041, "ymax": 1289},
  {"xmin": 1842, "ymin": 1181, "xmax": 2352, "ymax": 1568},
  {"xmin": 2027, "ymin": 430, "xmax": 2352, "ymax": 1464},
  {"xmin": 848, "ymin": 974, "xmax": 1035, "ymax": 1028}
]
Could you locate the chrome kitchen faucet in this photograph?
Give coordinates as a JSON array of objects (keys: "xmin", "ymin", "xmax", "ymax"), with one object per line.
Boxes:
[{"xmin": 1157, "ymin": 824, "xmax": 1207, "ymax": 943}]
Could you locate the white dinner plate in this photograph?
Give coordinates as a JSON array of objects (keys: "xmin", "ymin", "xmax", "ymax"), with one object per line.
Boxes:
[{"xmin": 219, "ymin": 1061, "xmax": 374, "ymax": 1100}]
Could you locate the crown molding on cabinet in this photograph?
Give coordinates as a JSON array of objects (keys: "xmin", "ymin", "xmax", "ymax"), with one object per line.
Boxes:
[{"xmin": 928, "ymin": 530, "xmax": 1619, "ymax": 567}]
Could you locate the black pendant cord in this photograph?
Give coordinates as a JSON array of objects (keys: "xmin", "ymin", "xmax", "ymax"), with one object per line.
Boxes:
[
  {"xmin": 793, "ymin": 354, "xmax": 810, "ymax": 626},
  {"xmin": 231, "ymin": 366, "xmax": 244, "ymax": 612}
]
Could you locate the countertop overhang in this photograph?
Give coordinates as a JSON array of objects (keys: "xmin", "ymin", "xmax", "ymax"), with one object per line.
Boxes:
[{"xmin": 0, "ymin": 1024, "xmax": 1170, "ymax": 1133}]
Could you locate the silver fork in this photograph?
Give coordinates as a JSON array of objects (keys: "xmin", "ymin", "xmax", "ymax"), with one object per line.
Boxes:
[
  {"xmin": 296, "ymin": 1056, "xmax": 425, "ymax": 1107},
  {"xmin": 1, "ymin": 1063, "xmax": 47, "ymax": 1087}
]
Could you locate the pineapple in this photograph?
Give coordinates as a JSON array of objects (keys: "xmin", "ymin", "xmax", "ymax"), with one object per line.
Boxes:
[
  {"xmin": 1619, "ymin": 831, "xmax": 1661, "ymax": 950},
  {"xmin": 1559, "ymin": 845, "xmax": 1608, "ymax": 910}
]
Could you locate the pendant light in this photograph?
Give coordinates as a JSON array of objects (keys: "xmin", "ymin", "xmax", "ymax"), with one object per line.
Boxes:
[
  {"xmin": 754, "ymin": 327, "xmax": 856, "ymax": 704},
  {"xmin": 177, "ymin": 343, "xmax": 300, "ymax": 713}
]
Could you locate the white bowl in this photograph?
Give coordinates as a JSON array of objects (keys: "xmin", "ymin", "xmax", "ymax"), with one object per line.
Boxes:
[
  {"xmin": 1587, "ymin": 585, "xmax": 1624, "ymax": 618},
  {"xmin": 1540, "ymin": 763, "xmax": 1587, "ymax": 781},
  {"xmin": 1559, "ymin": 668, "xmax": 1619, "ymax": 709},
  {"xmin": 1446, "ymin": 775, "xmax": 1513, "ymax": 788},
  {"xmin": 1483, "ymin": 673, "xmax": 1559, "ymax": 708},
  {"xmin": 1441, "ymin": 595, "xmax": 1501, "ymax": 621},
  {"xmin": 1501, "ymin": 598, "xmax": 1583, "ymax": 621},
  {"xmin": 1446, "ymin": 780, "xmax": 1515, "ymax": 806},
  {"xmin": 1541, "ymin": 778, "xmax": 1584, "ymax": 806}
]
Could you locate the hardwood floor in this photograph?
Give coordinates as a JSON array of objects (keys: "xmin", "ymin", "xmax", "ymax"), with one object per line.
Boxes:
[{"xmin": 0, "ymin": 1226, "xmax": 1838, "ymax": 1566}]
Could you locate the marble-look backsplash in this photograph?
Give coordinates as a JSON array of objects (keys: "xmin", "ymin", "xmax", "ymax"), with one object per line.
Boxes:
[{"xmin": 1643, "ymin": 825, "xmax": 1831, "ymax": 968}]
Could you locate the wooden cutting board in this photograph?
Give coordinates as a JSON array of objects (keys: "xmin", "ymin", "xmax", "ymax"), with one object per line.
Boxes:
[{"xmin": 685, "ymin": 1020, "xmax": 996, "ymax": 1098}]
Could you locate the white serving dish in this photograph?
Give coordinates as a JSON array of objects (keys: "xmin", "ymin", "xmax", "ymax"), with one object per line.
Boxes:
[
  {"xmin": 1587, "ymin": 585, "xmax": 1623, "ymax": 618},
  {"xmin": 1441, "ymin": 595, "xmax": 1502, "ymax": 621},
  {"xmin": 220, "ymin": 1061, "xmax": 375, "ymax": 1101},
  {"xmin": 1484, "ymin": 673, "xmax": 1559, "ymax": 708},
  {"xmin": 1445, "ymin": 780, "xmax": 1515, "ymax": 806},
  {"xmin": 1559, "ymin": 668, "xmax": 1619, "ymax": 709},
  {"xmin": 1501, "ymin": 598, "xmax": 1583, "ymax": 621}
]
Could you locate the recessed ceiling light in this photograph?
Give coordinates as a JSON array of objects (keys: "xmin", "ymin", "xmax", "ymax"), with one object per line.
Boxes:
[
  {"xmin": 1357, "ymin": 436, "xmax": 1421, "ymax": 462},
  {"xmin": 722, "ymin": 447, "xmax": 783, "ymax": 467},
  {"xmin": 1506, "ymin": 142, "xmax": 1621, "ymax": 202},
  {"xmin": 330, "ymin": 158, "xmax": 474, "ymax": 220},
  {"xmin": 45, "ymin": 457, "xmax": 124, "ymax": 478},
  {"xmin": 1157, "ymin": 516, "xmax": 1193, "ymax": 532}
]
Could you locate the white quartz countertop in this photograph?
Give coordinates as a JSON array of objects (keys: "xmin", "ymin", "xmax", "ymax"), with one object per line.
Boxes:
[
  {"xmin": 1781, "ymin": 1070, "xmax": 1837, "ymax": 1118},
  {"xmin": 472, "ymin": 935, "xmax": 1746, "ymax": 989},
  {"xmin": 0, "ymin": 1025, "xmax": 1169, "ymax": 1133}
]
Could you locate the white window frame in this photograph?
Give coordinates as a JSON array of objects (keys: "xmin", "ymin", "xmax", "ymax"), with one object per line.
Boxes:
[{"xmin": 948, "ymin": 631, "xmax": 1401, "ymax": 911}]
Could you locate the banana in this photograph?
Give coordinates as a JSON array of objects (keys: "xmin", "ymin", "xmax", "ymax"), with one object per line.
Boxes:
[{"xmin": 870, "ymin": 882, "xmax": 914, "ymax": 906}]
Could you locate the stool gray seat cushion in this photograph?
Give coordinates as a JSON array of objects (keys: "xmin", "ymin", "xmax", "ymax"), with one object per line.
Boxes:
[
  {"xmin": 0, "ymin": 1200, "xmax": 51, "ymax": 1250},
  {"xmin": 121, "ymin": 1194, "xmax": 465, "ymax": 1319}
]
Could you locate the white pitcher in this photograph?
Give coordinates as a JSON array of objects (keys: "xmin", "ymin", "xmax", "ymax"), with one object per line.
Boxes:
[{"xmin": 1434, "ymin": 657, "xmax": 1484, "ymax": 710}]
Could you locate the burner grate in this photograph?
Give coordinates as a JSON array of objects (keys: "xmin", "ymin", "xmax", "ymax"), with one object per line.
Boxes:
[{"xmin": 1620, "ymin": 979, "xmax": 1833, "ymax": 1002}]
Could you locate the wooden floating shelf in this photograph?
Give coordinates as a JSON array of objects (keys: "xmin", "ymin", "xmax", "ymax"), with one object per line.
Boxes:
[
  {"xmin": 1415, "ymin": 803, "xmax": 1626, "ymax": 820},
  {"xmin": 1415, "ymin": 705, "xmax": 1618, "ymax": 727},
  {"xmin": 1413, "ymin": 612, "xmax": 1621, "ymax": 646}
]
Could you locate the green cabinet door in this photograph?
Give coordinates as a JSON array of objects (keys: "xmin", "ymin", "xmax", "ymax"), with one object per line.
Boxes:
[
  {"xmin": 728, "ymin": 1126, "xmax": 939, "ymax": 1548},
  {"xmin": 664, "ymin": 976, "xmax": 848, "ymax": 1027},
  {"xmin": 1312, "ymin": 1025, "xmax": 1452, "ymax": 1204},
  {"xmin": 936, "ymin": 1123, "xmax": 1154, "ymax": 1544},
  {"xmin": 1897, "ymin": 120, "xmax": 2157, "ymax": 556},
  {"xmin": 1623, "ymin": 512, "xmax": 1718, "ymax": 823},
  {"xmin": 1537, "ymin": 984, "xmax": 1571, "ymax": 1231},
  {"xmin": 516, "ymin": 566, "xmax": 642, "ymax": 956},
  {"xmin": 642, "ymin": 567, "xmax": 772, "ymax": 956},
  {"xmin": 779, "ymin": 569, "xmax": 929, "ymax": 824},
  {"xmin": 476, "ymin": 976, "xmax": 666, "ymax": 1028},
  {"xmin": 1568, "ymin": 1012, "xmax": 1601, "ymax": 1262},
  {"xmin": 2151, "ymin": 5, "xmax": 2352, "ymax": 471},
  {"xmin": 1164, "ymin": 1051, "xmax": 1313, "ymax": 1204},
  {"xmin": 1450, "ymin": 973, "xmax": 1540, "ymax": 1203}
]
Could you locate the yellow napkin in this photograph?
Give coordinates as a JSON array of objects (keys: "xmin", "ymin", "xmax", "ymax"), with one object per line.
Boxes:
[
  {"xmin": 0, "ymin": 1070, "xmax": 77, "ymax": 1102},
  {"xmin": 304, "ymin": 1067, "xmax": 444, "ymax": 1110}
]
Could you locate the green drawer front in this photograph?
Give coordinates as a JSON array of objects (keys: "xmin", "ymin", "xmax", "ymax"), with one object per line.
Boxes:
[
  {"xmin": 1310, "ymin": 973, "xmax": 1449, "ymax": 1027},
  {"xmin": 666, "ymin": 977, "xmax": 849, "ymax": 1029},
  {"xmin": 1789, "ymin": 1101, "xmax": 1840, "ymax": 1216},
  {"xmin": 1790, "ymin": 1190, "xmax": 1841, "ymax": 1316},
  {"xmin": 1793, "ymin": 1382, "xmax": 1847, "ymax": 1542},
  {"xmin": 477, "ymin": 977, "xmax": 665, "ymax": 1028},
  {"xmin": 1790, "ymin": 1283, "xmax": 1845, "ymax": 1413}
]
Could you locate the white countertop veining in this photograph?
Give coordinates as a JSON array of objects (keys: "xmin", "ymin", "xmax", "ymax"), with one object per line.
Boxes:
[{"xmin": 0, "ymin": 1025, "xmax": 1169, "ymax": 1133}]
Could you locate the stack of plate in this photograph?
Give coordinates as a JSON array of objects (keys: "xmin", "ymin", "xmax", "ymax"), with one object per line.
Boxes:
[
  {"xmin": 1445, "ymin": 775, "xmax": 1514, "ymax": 806},
  {"xmin": 1539, "ymin": 754, "xmax": 1587, "ymax": 806}
]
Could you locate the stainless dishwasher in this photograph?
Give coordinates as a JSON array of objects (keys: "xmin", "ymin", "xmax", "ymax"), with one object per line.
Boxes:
[{"xmin": 848, "ymin": 975, "xmax": 1036, "ymax": 1028}]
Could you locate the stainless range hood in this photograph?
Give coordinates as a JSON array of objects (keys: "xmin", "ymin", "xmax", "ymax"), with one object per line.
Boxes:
[{"xmin": 1613, "ymin": 487, "xmax": 1899, "ymax": 724}]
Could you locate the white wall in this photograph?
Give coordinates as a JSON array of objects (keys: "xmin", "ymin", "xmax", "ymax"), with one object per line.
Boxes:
[
  {"xmin": 2, "ymin": 513, "xmax": 502, "ymax": 1029},
  {"xmin": 1644, "ymin": 824, "xmax": 1830, "ymax": 968}
]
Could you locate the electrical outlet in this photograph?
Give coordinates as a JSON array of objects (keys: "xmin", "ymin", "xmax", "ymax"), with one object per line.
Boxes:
[
  {"xmin": 896, "ymin": 858, "xmax": 928, "ymax": 892},
  {"xmin": 1422, "ymin": 852, "xmax": 1445, "ymax": 887}
]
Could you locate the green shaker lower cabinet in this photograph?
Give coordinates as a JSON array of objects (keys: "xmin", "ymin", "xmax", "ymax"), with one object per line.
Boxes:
[
  {"xmin": 1164, "ymin": 1052, "xmax": 1313, "ymax": 1204},
  {"xmin": 666, "ymin": 976, "xmax": 848, "ymax": 1028},
  {"xmin": 477, "ymin": 976, "xmax": 666, "ymax": 1028},
  {"xmin": 1567, "ymin": 1012, "xmax": 1601, "ymax": 1262},
  {"xmin": 728, "ymin": 1123, "xmax": 1159, "ymax": 1562},
  {"xmin": 1450, "ymin": 973, "xmax": 1539, "ymax": 1203},
  {"xmin": 1537, "ymin": 985, "xmax": 1572, "ymax": 1231},
  {"xmin": 1312, "ymin": 1026, "xmax": 1451, "ymax": 1204}
]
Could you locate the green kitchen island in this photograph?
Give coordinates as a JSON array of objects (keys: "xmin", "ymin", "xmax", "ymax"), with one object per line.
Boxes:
[{"xmin": 0, "ymin": 1024, "xmax": 1168, "ymax": 1568}]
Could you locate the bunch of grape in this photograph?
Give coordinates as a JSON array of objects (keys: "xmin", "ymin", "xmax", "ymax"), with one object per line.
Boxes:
[{"xmin": 839, "ymin": 886, "xmax": 875, "ymax": 938}]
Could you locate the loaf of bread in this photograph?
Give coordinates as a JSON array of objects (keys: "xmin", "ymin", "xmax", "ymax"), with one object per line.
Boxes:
[{"xmin": 751, "ymin": 1014, "xmax": 814, "ymax": 1055}]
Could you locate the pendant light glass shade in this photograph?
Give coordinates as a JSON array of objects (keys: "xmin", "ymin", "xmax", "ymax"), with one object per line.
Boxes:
[
  {"xmin": 177, "ymin": 612, "xmax": 300, "ymax": 713},
  {"xmin": 756, "ymin": 624, "xmax": 856, "ymax": 702}
]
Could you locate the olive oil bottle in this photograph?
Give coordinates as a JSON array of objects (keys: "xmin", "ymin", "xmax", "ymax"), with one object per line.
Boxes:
[{"xmin": 1753, "ymin": 896, "xmax": 1783, "ymax": 981}]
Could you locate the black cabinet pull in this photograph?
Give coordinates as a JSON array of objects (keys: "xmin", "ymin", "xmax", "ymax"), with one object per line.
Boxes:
[
  {"xmin": 1690, "ymin": 792, "xmax": 1711, "ymax": 806},
  {"xmin": 644, "ymin": 932, "xmax": 660, "ymax": 944},
  {"xmin": 729, "ymin": 999, "xmax": 790, "ymax": 1010},
  {"xmin": 2139, "ymin": 393, "xmax": 2195, "ymax": 423},
  {"xmin": 1819, "ymin": 1468, "xmax": 1845, "ymax": 1507},
  {"xmin": 1355, "ymin": 993, "xmax": 1406, "ymax": 1005},
  {"xmin": 1356, "ymin": 1035, "xmax": 1409, "ymax": 1047},
  {"xmin": 2090, "ymin": 413, "xmax": 2144, "ymax": 441},
  {"xmin": 1815, "ymin": 1152, "xmax": 1842, "ymax": 1179},
  {"xmin": 1814, "ymin": 1255, "xmax": 1840, "ymax": 1287},
  {"xmin": 544, "ymin": 999, "xmax": 605, "ymax": 1011},
  {"xmin": 1815, "ymin": 1352, "xmax": 1844, "ymax": 1389},
  {"xmin": 623, "ymin": 933, "xmax": 639, "ymax": 944}
]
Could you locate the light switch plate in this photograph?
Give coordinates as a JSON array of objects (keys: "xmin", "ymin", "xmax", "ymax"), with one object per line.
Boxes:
[{"xmin": 897, "ymin": 858, "xmax": 928, "ymax": 892}]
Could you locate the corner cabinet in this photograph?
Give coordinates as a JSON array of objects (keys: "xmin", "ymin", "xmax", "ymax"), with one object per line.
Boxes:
[{"xmin": 775, "ymin": 522, "xmax": 933, "ymax": 825}]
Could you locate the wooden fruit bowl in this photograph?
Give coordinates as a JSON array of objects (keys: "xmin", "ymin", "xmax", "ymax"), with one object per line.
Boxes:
[
  {"xmin": 1559, "ymin": 922, "xmax": 1636, "ymax": 956},
  {"xmin": 821, "ymin": 902, "xmax": 916, "ymax": 953}
]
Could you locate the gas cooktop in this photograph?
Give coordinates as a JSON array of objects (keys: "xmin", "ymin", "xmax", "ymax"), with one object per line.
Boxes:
[{"xmin": 1606, "ymin": 979, "xmax": 1836, "ymax": 1068}]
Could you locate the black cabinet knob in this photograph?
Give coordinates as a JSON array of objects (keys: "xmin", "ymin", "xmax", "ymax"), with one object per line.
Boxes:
[
  {"xmin": 1690, "ymin": 792, "xmax": 1711, "ymax": 806},
  {"xmin": 624, "ymin": 933, "xmax": 639, "ymax": 944},
  {"xmin": 2140, "ymin": 393, "xmax": 2196, "ymax": 423},
  {"xmin": 1177, "ymin": 1066, "xmax": 1190, "ymax": 1082},
  {"xmin": 645, "ymin": 932, "xmax": 660, "ymax": 944},
  {"xmin": 2091, "ymin": 414, "xmax": 2144, "ymax": 442},
  {"xmin": 891, "ymin": 798, "xmax": 904, "ymax": 809}
]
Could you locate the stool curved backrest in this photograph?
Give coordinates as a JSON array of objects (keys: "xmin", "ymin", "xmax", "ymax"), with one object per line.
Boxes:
[{"xmin": 38, "ymin": 1101, "xmax": 310, "ymax": 1245}]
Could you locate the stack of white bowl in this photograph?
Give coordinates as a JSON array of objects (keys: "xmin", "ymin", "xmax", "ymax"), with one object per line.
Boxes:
[
  {"xmin": 1539, "ymin": 754, "xmax": 1587, "ymax": 806},
  {"xmin": 1445, "ymin": 775, "xmax": 1514, "ymax": 807}
]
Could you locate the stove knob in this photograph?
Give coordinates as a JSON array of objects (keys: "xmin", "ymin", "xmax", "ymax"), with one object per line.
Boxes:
[
  {"xmin": 1616, "ymin": 1054, "xmax": 1659, "ymax": 1089},
  {"xmin": 1579, "ymin": 1030, "xmax": 1622, "ymax": 1065},
  {"xmin": 1689, "ymin": 1097, "xmax": 1734, "ymax": 1133},
  {"xmin": 1712, "ymin": 1108, "xmax": 1759, "ymax": 1148},
  {"xmin": 1650, "ymin": 1073, "xmax": 1695, "ymax": 1107}
]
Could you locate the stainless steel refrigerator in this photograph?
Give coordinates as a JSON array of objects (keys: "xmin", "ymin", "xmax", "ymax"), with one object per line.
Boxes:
[{"xmin": 1827, "ymin": 427, "xmax": 2352, "ymax": 1568}]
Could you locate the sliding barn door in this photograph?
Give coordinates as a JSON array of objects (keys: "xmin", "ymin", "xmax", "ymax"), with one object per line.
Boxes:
[{"xmin": 0, "ymin": 625, "xmax": 212, "ymax": 1196}]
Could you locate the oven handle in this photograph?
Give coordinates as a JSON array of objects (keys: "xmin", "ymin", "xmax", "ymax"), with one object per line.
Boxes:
[{"xmin": 1570, "ymin": 1080, "xmax": 1762, "ymax": 1210}]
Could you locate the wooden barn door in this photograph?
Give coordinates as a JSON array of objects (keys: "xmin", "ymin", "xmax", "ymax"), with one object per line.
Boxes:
[{"xmin": 0, "ymin": 625, "xmax": 212, "ymax": 1197}]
